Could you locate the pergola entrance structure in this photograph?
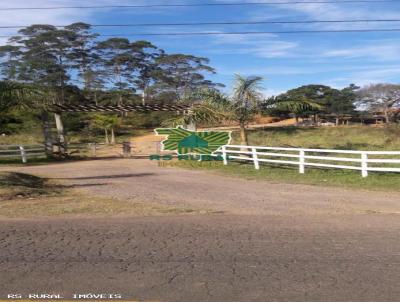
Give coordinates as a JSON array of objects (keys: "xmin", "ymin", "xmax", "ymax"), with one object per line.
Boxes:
[{"xmin": 47, "ymin": 103, "xmax": 191, "ymax": 155}]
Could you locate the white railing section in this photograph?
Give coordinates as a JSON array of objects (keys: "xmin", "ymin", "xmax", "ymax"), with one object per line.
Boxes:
[
  {"xmin": 0, "ymin": 145, "xmax": 46, "ymax": 163},
  {"xmin": 220, "ymin": 145, "xmax": 400, "ymax": 177}
]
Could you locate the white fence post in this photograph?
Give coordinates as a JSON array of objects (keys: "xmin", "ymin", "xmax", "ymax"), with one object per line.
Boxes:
[
  {"xmin": 19, "ymin": 146, "xmax": 27, "ymax": 163},
  {"xmin": 299, "ymin": 149, "xmax": 305, "ymax": 174},
  {"xmin": 222, "ymin": 145, "xmax": 228, "ymax": 165},
  {"xmin": 252, "ymin": 147, "xmax": 260, "ymax": 170},
  {"xmin": 361, "ymin": 152, "xmax": 368, "ymax": 177}
]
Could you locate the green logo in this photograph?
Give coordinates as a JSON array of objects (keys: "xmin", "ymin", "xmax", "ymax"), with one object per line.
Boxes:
[{"xmin": 155, "ymin": 126, "xmax": 231, "ymax": 155}]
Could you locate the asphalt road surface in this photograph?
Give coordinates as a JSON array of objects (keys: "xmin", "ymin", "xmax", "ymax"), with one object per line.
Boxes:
[{"xmin": 1, "ymin": 159, "xmax": 400, "ymax": 301}]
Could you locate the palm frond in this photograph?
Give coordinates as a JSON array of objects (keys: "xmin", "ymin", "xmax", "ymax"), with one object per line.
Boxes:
[{"xmin": 0, "ymin": 81, "xmax": 40, "ymax": 111}]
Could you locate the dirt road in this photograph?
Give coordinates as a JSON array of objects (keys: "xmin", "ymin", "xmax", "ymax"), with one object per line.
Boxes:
[
  {"xmin": 1, "ymin": 159, "xmax": 400, "ymax": 301},
  {"xmin": 1, "ymin": 159, "xmax": 400, "ymax": 215}
]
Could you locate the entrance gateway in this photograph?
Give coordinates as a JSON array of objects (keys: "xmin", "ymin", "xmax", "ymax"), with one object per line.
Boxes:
[{"xmin": 46, "ymin": 103, "xmax": 191, "ymax": 155}]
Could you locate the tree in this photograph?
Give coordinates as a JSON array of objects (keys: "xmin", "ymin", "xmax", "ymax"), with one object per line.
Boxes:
[
  {"xmin": 0, "ymin": 23, "xmax": 222, "ymax": 152},
  {"xmin": 96, "ymin": 38, "xmax": 135, "ymax": 105},
  {"xmin": 153, "ymin": 54, "xmax": 222, "ymax": 101},
  {"xmin": 357, "ymin": 83, "xmax": 400, "ymax": 124},
  {"xmin": 129, "ymin": 41, "xmax": 163, "ymax": 105},
  {"xmin": 328, "ymin": 84, "xmax": 358, "ymax": 125},
  {"xmin": 162, "ymin": 88, "xmax": 229, "ymax": 130},
  {"xmin": 9, "ymin": 25, "xmax": 77, "ymax": 103},
  {"xmin": 0, "ymin": 45, "xmax": 21, "ymax": 81},
  {"xmin": 169, "ymin": 75, "xmax": 317, "ymax": 146},
  {"xmin": 272, "ymin": 84, "xmax": 356, "ymax": 125},
  {"xmin": 65, "ymin": 22, "xmax": 101, "ymax": 99},
  {"xmin": 90, "ymin": 114, "xmax": 122, "ymax": 144},
  {"xmin": 0, "ymin": 81, "xmax": 39, "ymax": 111},
  {"xmin": 230, "ymin": 75, "xmax": 264, "ymax": 145}
]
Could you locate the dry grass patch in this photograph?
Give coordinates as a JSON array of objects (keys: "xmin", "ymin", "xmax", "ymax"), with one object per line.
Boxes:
[{"xmin": 0, "ymin": 172, "xmax": 199, "ymax": 218}]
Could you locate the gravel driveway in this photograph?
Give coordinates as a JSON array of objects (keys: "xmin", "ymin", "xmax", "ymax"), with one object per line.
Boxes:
[{"xmin": 2, "ymin": 158, "xmax": 400, "ymax": 215}]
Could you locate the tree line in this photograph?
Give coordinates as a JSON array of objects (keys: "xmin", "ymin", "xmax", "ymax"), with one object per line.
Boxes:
[
  {"xmin": 0, "ymin": 23, "xmax": 222, "ymax": 106},
  {"xmin": 0, "ymin": 22, "xmax": 399, "ymax": 150},
  {"xmin": 269, "ymin": 83, "xmax": 400, "ymax": 125}
]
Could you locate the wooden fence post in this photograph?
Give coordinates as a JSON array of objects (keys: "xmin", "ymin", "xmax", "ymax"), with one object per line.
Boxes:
[
  {"xmin": 123, "ymin": 142, "xmax": 131, "ymax": 157},
  {"xmin": 252, "ymin": 147, "xmax": 260, "ymax": 170},
  {"xmin": 89, "ymin": 143, "xmax": 97, "ymax": 157},
  {"xmin": 19, "ymin": 146, "xmax": 27, "ymax": 163}
]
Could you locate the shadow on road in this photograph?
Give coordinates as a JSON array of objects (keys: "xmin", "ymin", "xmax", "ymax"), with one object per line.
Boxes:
[{"xmin": 57, "ymin": 173, "xmax": 156, "ymax": 180}]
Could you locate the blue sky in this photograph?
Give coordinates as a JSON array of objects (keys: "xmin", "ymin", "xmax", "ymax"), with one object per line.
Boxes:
[{"xmin": 1, "ymin": 0, "xmax": 400, "ymax": 96}]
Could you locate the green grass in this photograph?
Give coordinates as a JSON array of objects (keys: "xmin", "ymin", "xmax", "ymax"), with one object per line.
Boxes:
[
  {"xmin": 162, "ymin": 160, "xmax": 400, "ymax": 191},
  {"xmin": 0, "ymin": 132, "xmax": 43, "ymax": 145},
  {"xmin": 238, "ymin": 125, "xmax": 400, "ymax": 151},
  {"xmin": 0, "ymin": 129, "xmax": 148, "ymax": 145}
]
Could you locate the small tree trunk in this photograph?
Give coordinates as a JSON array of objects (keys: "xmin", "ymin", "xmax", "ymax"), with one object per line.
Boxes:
[
  {"xmin": 239, "ymin": 122, "xmax": 249, "ymax": 146},
  {"xmin": 335, "ymin": 117, "xmax": 339, "ymax": 126},
  {"xmin": 111, "ymin": 128, "xmax": 116, "ymax": 144},
  {"xmin": 294, "ymin": 115, "xmax": 299, "ymax": 126},
  {"xmin": 105, "ymin": 128, "xmax": 109, "ymax": 144}
]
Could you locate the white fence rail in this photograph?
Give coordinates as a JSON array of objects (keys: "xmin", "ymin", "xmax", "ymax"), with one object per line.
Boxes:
[
  {"xmin": 0, "ymin": 145, "xmax": 46, "ymax": 163},
  {"xmin": 220, "ymin": 145, "xmax": 400, "ymax": 177}
]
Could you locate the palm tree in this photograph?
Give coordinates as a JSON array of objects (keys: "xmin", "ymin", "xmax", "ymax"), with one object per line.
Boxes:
[
  {"xmin": 0, "ymin": 81, "xmax": 38, "ymax": 111},
  {"xmin": 231, "ymin": 75, "xmax": 263, "ymax": 145},
  {"xmin": 162, "ymin": 88, "xmax": 230, "ymax": 130},
  {"xmin": 0, "ymin": 81, "xmax": 58, "ymax": 153},
  {"xmin": 164, "ymin": 75, "xmax": 319, "ymax": 146}
]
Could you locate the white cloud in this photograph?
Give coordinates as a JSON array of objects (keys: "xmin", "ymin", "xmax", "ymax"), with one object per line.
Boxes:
[
  {"xmin": 322, "ymin": 41, "xmax": 400, "ymax": 61},
  {"xmin": 262, "ymin": 88, "xmax": 285, "ymax": 97},
  {"xmin": 209, "ymin": 34, "xmax": 298, "ymax": 58},
  {"xmin": 217, "ymin": 0, "xmax": 400, "ymax": 30},
  {"xmin": 324, "ymin": 66, "xmax": 400, "ymax": 88}
]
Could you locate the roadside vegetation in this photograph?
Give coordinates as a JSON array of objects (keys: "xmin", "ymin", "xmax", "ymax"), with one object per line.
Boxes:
[
  {"xmin": 0, "ymin": 171, "xmax": 200, "ymax": 218},
  {"xmin": 160, "ymin": 125, "xmax": 400, "ymax": 191},
  {"xmin": 0, "ymin": 21, "xmax": 399, "ymax": 191},
  {"xmin": 162, "ymin": 160, "xmax": 400, "ymax": 192},
  {"xmin": 238, "ymin": 125, "xmax": 400, "ymax": 151}
]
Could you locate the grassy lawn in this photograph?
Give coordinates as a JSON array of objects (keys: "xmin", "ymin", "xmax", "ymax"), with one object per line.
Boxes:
[
  {"xmin": 238, "ymin": 125, "xmax": 400, "ymax": 151},
  {"xmin": 162, "ymin": 160, "xmax": 400, "ymax": 192},
  {"xmin": 0, "ymin": 171, "xmax": 199, "ymax": 218},
  {"xmin": 158, "ymin": 125, "xmax": 399, "ymax": 191},
  {"xmin": 0, "ymin": 129, "xmax": 149, "ymax": 145}
]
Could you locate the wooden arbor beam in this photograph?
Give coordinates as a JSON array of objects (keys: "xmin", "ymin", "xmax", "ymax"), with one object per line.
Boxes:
[{"xmin": 50, "ymin": 104, "xmax": 191, "ymax": 113}]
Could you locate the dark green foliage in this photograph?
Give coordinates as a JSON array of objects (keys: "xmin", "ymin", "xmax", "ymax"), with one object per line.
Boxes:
[
  {"xmin": 0, "ymin": 23, "xmax": 220, "ymax": 108},
  {"xmin": 152, "ymin": 54, "xmax": 223, "ymax": 101},
  {"xmin": 268, "ymin": 84, "xmax": 357, "ymax": 122},
  {"xmin": 0, "ymin": 23, "xmax": 222, "ymax": 136}
]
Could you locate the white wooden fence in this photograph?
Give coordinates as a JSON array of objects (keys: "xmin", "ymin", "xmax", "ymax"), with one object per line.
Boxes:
[
  {"xmin": 220, "ymin": 145, "xmax": 400, "ymax": 177},
  {"xmin": 0, "ymin": 145, "xmax": 46, "ymax": 163}
]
